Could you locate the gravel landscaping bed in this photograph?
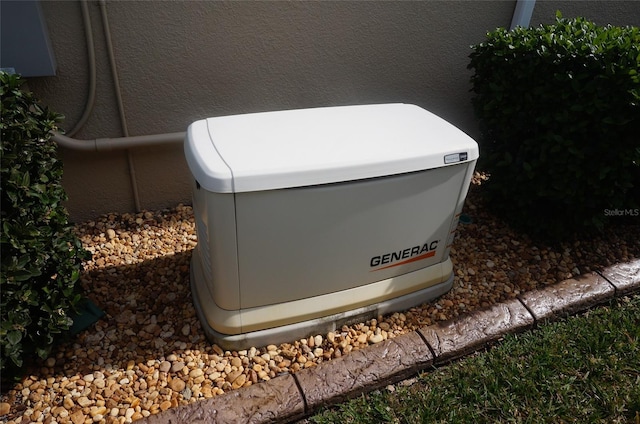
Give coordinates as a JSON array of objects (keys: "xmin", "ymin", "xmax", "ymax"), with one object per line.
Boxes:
[{"xmin": 2, "ymin": 174, "xmax": 639, "ymax": 424}]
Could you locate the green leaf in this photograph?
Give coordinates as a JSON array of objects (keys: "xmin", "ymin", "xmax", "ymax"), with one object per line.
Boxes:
[
  {"xmin": 6, "ymin": 330, "xmax": 22, "ymax": 345},
  {"xmin": 468, "ymin": 15, "xmax": 639, "ymax": 240},
  {"xmin": 1, "ymin": 71, "xmax": 87, "ymax": 376}
]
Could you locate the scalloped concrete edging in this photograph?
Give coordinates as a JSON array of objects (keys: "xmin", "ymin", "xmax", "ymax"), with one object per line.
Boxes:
[{"xmin": 141, "ymin": 259, "xmax": 639, "ymax": 424}]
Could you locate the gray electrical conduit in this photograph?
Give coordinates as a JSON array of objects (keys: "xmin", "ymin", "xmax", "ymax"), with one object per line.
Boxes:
[
  {"xmin": 51, "ymin": 131, "xmax": 185, "ymax": 152},
  {"xmin": 98, "ymin": 0, "xmax": 145, "ymax": 211},
  {"xmin": 510, "ymin": 0, "xmax": 536, "ymax": 30},
  {"xmin": 99, "ymin": 0, "xmax": 128, "ymax": 137},
  {"xmin": 49, "ymin": 0, "xmax": 183, "ymax": 211},
  {"xmin": 51, "ymin": 0, "xmax": 185, "ymax": 152},
  {"xmin": 67, "ymin": 0, "xmax": 96, "ymax": 137}
]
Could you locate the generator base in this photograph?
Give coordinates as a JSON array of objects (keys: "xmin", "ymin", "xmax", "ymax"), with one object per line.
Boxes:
[{"xmin": 191, "ymin": 261, "xmax": 454, "ymax": 351}]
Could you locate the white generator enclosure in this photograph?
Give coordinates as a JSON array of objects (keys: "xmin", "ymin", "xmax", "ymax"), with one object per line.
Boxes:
[{"xmin": 185, "ymin": 104, "xmax": 478, "ymax": 349}]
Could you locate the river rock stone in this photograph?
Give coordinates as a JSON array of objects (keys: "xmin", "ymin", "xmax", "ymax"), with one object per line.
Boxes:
[{"xmin": 168, "ymin": 378, "xmax": 186, "ymax": 392}]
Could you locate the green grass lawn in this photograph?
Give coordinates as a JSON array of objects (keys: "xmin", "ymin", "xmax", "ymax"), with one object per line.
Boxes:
[{"xmin": 307, "ymin": 294, "xmax": 640, "ymax": 424}]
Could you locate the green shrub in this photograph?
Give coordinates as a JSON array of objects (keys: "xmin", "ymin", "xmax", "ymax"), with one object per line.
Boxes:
[
  {"xmin": 468, "ymin": 13, "xmax": 640, "ymax": 240},
  {"xmin": 1, "ymin": 72, "xmax": 88, "ymax": 375}
]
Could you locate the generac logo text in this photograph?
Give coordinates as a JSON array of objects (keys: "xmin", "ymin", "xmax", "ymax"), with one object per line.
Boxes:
[{"xmin": 370, "ymin": 240, "xmax": 438, "ymax": 271}]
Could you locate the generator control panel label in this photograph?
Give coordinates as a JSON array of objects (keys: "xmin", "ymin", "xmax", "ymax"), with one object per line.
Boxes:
[
  {"xmin": 444, "ymin": 152, "xmax": 468, "ymax": 164},
  {"xmin": 370, "ymin": 240, "xmax": 439, "ymax": 271}
]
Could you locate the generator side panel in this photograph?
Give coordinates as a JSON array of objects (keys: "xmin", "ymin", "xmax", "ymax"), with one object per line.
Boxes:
[
  {"xmin": 192, "ymin": 179, "xmax": 241, "ymax": 311},
  {"xmin": 444, "ymin": 160, "xmax": 477, "ymax": 259},
  {"xmin": 234, "ymin": 165, "xmax": 467, "ymax": 310}
]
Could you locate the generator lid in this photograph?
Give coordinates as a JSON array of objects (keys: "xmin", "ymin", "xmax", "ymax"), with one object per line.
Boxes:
[{"xmin": 185, "ymin": 103, "xmax": 478, "ymax": 193}]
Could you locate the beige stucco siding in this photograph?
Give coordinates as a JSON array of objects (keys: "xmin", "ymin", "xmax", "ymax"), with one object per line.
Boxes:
[{"xmin": 26, "ymin": 1, "xmax": 638, "ymax": 222}]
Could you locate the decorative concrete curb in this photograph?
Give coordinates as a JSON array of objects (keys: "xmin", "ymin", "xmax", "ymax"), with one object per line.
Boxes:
[
  {"xmin": 142, "ymin": 259, "xmax": 639, "ymax": 424},
  {"xmin": 418, "ymin": 297, "xmax": 534, "ymax": 365}
]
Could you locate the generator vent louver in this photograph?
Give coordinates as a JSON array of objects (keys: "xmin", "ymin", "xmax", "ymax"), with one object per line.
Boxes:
[{"xmin": 194, "ymin": 214, "xmax": 212, "ymax": 283}]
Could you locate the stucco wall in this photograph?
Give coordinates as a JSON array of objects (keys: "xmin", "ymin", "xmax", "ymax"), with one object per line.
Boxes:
[
  {"xmin": 26, "ymin": 1, "xmax": 639, "ymax": 222},
  {"xmin": 531, "ymin": 0, "xmax": 640, "ymax": 27}
]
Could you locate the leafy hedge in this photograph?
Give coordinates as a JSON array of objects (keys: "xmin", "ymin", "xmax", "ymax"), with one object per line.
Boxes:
[
  {"xmin": 468, "ymin": 14, "xmax": 640, "ymax": 240},
  {"xmin": 1, "ymin": 72, "xmax": 88, "ymax": 375}
]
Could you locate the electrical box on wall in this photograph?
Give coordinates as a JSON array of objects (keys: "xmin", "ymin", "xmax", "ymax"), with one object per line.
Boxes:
[{"xmin": 1, "ymin": 0, "xmax": 56, "ymax": 77}]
